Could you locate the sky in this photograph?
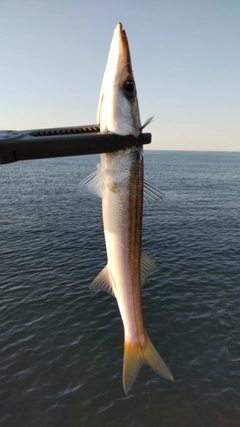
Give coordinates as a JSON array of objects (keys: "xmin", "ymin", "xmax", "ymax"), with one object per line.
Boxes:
[{"xmin": 1, "ymin": 0, "xmax": 239, "ymax": 151}]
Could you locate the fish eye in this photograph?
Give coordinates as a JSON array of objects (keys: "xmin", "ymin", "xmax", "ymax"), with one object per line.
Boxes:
[{"xmin": 123, "ymin": 80, "xmax": 136, "ymax": 98}]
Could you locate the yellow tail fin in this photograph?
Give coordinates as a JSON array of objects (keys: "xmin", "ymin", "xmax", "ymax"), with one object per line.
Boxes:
[{"xmin": 123, "ymin": 334, "xmax": 174, "ymax": 394}]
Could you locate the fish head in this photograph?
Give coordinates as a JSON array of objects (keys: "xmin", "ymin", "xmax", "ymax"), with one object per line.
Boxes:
[{"xmin": 97, "ymin": 23, "xmax": 141, "ymax": 138}]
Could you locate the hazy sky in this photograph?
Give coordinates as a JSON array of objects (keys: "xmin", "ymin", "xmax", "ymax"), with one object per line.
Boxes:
[{"xmin": 1, "ymin": 0, "xmax": 239, "ymax": 151}]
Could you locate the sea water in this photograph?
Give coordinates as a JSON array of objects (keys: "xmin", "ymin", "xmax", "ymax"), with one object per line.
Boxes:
[{"xmin": 1, "ymin": 151, "xmax": 240, "ymax": 426}]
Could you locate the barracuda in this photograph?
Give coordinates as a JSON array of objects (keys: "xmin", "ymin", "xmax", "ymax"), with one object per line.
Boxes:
[{"xmin": 81, "ymin": 23, "xmax": 173, "ymax": 394}]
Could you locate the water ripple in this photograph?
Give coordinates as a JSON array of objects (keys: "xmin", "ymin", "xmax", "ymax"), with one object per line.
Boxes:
[{"xmin": 0, "ymin": 153, "xmax": 240, "ymax": 426}]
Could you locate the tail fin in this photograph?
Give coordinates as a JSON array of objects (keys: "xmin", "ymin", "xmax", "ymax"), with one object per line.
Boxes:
[{"xmin": 123, "ymin": 333, "xmax": 174, "ymax": 394}]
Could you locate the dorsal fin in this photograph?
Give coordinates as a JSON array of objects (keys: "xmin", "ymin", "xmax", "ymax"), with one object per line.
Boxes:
[
  {"xmin": 89, "ymin": 252, "xmax": 157, "ymax": 297},
  {"xmin": 144, "ymin": 181, "xmax": 164, "ymax": 202},
  {"xmin": 141, "ymin": 251, "xmax": 158, "ymax": 284}
]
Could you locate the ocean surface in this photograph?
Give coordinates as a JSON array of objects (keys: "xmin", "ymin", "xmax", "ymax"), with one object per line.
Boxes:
[{"xmin": 1, "ymin": 150, "xmax": 240, "ymax": 427}]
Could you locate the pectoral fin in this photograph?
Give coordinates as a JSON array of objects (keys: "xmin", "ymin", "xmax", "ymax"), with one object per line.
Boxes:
[
  {"xmin": 79, "ymin": 170, "xmax": 102, "ymax": 197},
  {"xmin": 139, "ymin": 116, "xmax": 154, "ymax": 131}
]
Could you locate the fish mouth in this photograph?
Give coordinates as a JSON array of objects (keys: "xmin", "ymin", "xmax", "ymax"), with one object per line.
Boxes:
[
  {"xmin": 97, "ymin": 22, "xmax": 142, "ymax": 137},
  {"xmin": 115, "ymin": 23, "xmax": 134, "ymax": 82}
]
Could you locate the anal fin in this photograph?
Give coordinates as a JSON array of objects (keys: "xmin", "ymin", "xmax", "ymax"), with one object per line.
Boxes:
[{"xmin": 90, "ymin": 265, "xmax": 115, "ymax": 297}]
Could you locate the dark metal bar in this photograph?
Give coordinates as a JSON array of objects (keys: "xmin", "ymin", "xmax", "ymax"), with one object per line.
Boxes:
[{"xmin": 0, "ymin": 124, "xmax": 151, "ymax": 165}]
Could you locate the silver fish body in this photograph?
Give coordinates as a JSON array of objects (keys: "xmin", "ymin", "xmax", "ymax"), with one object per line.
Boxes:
[{"xmin": 82, "ymin": 23, "xmax": 173, "ymax": 394}]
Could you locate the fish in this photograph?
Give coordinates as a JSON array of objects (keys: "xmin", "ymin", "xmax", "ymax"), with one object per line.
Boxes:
[{"xmin": 81, "ymin": 22, "xmax": 174, "ymax": 394}]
